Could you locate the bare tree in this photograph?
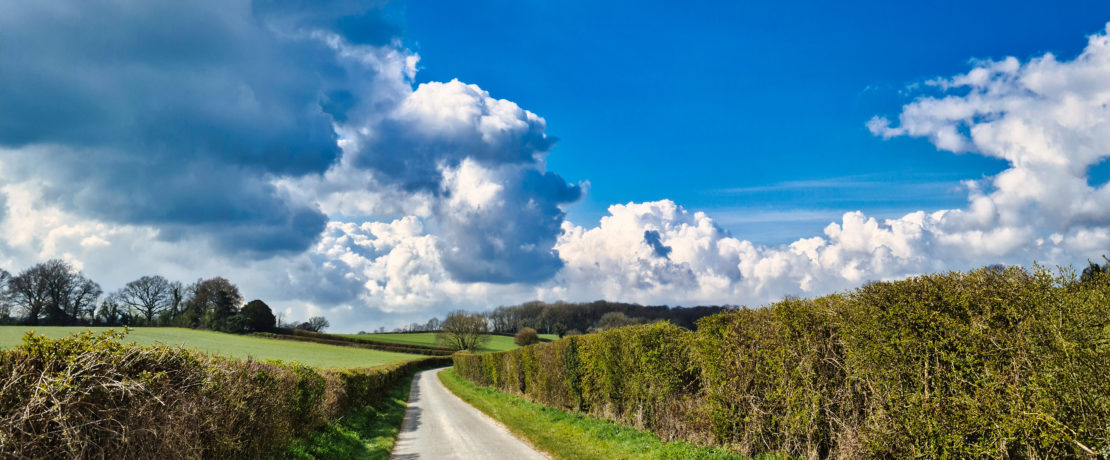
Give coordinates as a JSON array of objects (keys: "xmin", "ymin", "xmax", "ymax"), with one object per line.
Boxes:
[
  {"xmin": 66, "ymin": 276, "xmax": 102, "ymax": 323},
  {"xmin": 8, "ymin": 260, "xmax": 100, "ymax": 325},
  {"xmin": 96, "ymin": 294, "xmax": 128, "ymax": 325},
  {"xmin": 167, "ymin": 280, "xmax": 184, "ymax": 321},
  {"xmin": 116, "ymin": 275, "xmax": 173, "ymax": 324},
  {"xmin": 7, "ymin": 265, "xmax": 50, "ymax": 325},
  {"xmin": 436, "ymin": 310, "xmax": 491, "ymax": 351},
  {"xmin": 295, "ymin": 316, "xmax": 329, "ymax": 332},
  {"xmin": 0, "ymin": 269, "xmax": 11, "ymax": 323},
  {"xmin": 425, "ymin": 317, "xmax": 441, "ymax": 331}
]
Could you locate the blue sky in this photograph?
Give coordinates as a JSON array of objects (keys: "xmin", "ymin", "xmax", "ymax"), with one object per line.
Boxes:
[
  {"xmin": 4, "ymin": 0, "xmax": 1110, "ymax": 331},
  {"xmin": 404, "ymin": 0, "xmax": 1110, "ymax": 243}
]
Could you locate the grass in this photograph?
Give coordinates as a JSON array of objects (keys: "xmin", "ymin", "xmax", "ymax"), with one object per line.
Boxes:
[
  {"xmin": 0, "ymin": 326, "xmax": 420, "ymax": 369},
  {"xmin": 437, "ymin": 369, "xmax": 754, "ymax": 460},
  {"xmin": 341, "ymin": 332, "xmax": 521, "ymax": 353},
  {"xmin": 285, "ymin": 372, "xmax": 415, "ymax": 459}
]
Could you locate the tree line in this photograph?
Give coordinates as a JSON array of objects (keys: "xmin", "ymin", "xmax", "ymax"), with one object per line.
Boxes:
[
  {"xmin": 402, "ymin": 260, "xmax": 1110, "ymax": 340},
  {"xmin": 484, "ymin": 300, "xmax": 732, "ymax": 336},
  {"xmin": 0, "ymin": 259, "xmax": 328, "ymax": 333},
  {"xmin": 382, "ymin": 300, "xmax": 732, "ymax": 339}
]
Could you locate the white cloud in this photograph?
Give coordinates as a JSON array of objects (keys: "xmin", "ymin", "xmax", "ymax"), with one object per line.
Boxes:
[
  {"xmin": 548, "ymin": 24, "xmax": 1110, "ymax": 308},
  {"xmin": 6, "ymin": 11, "xmax": 1110, "ymax": 332}
]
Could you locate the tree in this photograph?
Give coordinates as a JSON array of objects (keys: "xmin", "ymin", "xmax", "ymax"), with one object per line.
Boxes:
[
  {"xmin": 437, "ymin": 310, "xmax": 490, "ymax": 351},
  {"xmin": 8, "ymin": 260, "xmax": 100, "ymax": 325},
  {"xmin": 426, "ymin": 317, "xmax": 441, "ymax": 331},
  {"xmin": 296, "ymin": 316, "xmax": 330, "ymax": 332},
  {"xmin": 553, "ymin": 322, "xmax": 568, "ymax": 338},
  {"xmin": 514, "ymin": 327, "xmax": 539, "ymax": 346},
  {"xmin": 116, "ymin": 275, "xmax": 172, "ymax": 324},
  {"xmin": 1081, "ymin": 258, "xmax": 1109, "ymax": 283},
  {"xmin": 64, "ymin": 276, "xmax": 102, "ymax": 324},
  {"xmin": 241, "ymin": 299, "xmax": 276, "ymax": 332},
  {"xmin": 167, "ymin": 281, "xmax": 185, "ymax": 322},
  {"xmin": 596, "ymin": 311, "xmax": 639, "ymax": 331},
  {"xmin": 180, "ymin": 277, "xmax": 242, "ymax": 330},
  {"xmin": 0, "ymin": 269, "xmax": 11, "ymax": 324},
  {"xmin": 95, "ymin": 295, "xmax": 128, "ymax": 325}
]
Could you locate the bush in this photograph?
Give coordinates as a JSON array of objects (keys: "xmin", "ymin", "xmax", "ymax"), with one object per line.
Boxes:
[
  {"xmin": 0, "ymin": 330, "xmax": 450, "ymax": 458},
  {"xmin": 514, "ymin": 327, "xmax": 539, "ymax": 346},
  {"xmin": 241, "ymin": 299, "xmax": 276, "ymax": 332},
  {"xmin": 454, "ymin": 265, "xmax": 1110, "ymax": 458}
]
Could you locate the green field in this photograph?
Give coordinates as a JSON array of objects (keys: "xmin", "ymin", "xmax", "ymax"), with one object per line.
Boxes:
[
  {"xmin": 340, "ymin": 332, "xmax": 522, "ymax": 353},
  {"xmin": 0, "ymin": 327, "xmax": 420, "ymax": 369}
]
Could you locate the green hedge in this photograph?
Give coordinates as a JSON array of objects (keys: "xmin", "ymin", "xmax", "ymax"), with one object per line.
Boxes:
[
  {"xmin": 257, "ymin": 328, "xmax": 455, "ymax": 355},
  {"xmin": 455, "ymin": 266, "xmax": 1110, "ymax": 458},
  {"xmin": 0, "ymin": 330, "xmax": 450, "ymax": 458}
]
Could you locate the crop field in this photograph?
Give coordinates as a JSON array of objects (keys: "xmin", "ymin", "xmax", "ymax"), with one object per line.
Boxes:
[
  {"xmin": 0, "ymin": 326, "xmax": 420, "ymax": 369},
  {"xmin": 341, "ymin": 332, "xmax": 521, "ymax": 352}
]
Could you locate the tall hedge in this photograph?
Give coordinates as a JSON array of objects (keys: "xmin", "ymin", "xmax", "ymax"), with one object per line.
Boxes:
[
  {"xmin": 0, "ymin": 330, "xmax": 450, "ymax": 458},
  {"xmin": 454, "ymin": 266, "xmax": 1110, "ymax": 458}
]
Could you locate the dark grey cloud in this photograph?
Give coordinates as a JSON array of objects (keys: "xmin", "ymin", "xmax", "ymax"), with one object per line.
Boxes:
[
  {"xmin": 336, "ymin": 80, "xmax": 580, "ymax": 283},
  {"xmin": 439, "ymin": 168, "xmax": 581, "ymax": 283},
  {"xmin": 0, "ymin": 0, "xmax": 582, "ymax": 288},
  {"xmin": 0, "ymin": 0, "xmax": 396, "ymax": 254},
  {"xmin": 643, "ymin": 230, "xmax": 672, "ymax": 258}
]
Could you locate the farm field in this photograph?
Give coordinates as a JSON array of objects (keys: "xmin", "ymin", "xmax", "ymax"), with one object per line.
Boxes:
[
  {"xmin": 342, "ymin": 332, "xmax": 521, "ymax": 352},
  {"xmin": 0, "ymin": 326, "xmax": 420, "ymax": 369}
]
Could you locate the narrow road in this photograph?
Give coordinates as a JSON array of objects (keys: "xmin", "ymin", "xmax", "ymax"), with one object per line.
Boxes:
[{"xmin": 391, "ymin": 367, "xmax": 549, "ymax": 460}]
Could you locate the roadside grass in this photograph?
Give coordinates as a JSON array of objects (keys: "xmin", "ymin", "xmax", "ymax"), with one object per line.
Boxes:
[
  {"xmin": 437, "ymin": 369, "xmax": 756, "ymax": 460},
  {"xmin": 285, "ymin": 373, "xmax": 415, "ymax": 459},
  {"xmin": 342, "ymin": 332, "xmax": 520, "ymax": 353},
  {"xmin": 0, "ymin": 326, "xmax": 420, "ymax": 368}
]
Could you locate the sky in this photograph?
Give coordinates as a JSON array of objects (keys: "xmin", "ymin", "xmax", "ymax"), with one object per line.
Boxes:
[{"xmin": 2, "ymin": 0, "xmax": 1110, "ymax": 332}]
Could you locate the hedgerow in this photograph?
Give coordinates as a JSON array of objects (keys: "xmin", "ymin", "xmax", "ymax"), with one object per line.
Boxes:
[
  {"xmin": 454, "ymin": 265, "xmax": 1110, "ymax": 458},
  {"xmin": 0, "ymin": 329, "xmax": 450, "ymax": 458},
  {"xmin": 254, "ymin": 328, "xmax": 455, "ymax": 355}
]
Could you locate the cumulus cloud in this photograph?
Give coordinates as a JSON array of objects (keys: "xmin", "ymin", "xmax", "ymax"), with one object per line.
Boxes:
[
  {"xmin": 5, "ymin": 1, "xmax": 1110, "ymax": 330},
  {"xmin": 550, "ymin": 24, "xmax": 1110, "ymax": 307},
  {"xmin": 0, "ymin": 0, "xmax": 578, "ymax": 324},
  {"xmin": 0, "ymin": 0, "xmax": 377, "ymax": 253},
  {"xmin": 306, "ymin": 75, "xmax": 582, "ymax": 283},
  {"xmin": 0, "ymin": 0, "xmax": 579, "ymax": 284}
]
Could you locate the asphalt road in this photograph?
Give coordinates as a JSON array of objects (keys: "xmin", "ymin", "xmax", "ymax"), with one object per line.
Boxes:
[{"xmin": 391, "ymin": 367, "xmax": 549, "ymax": 460}]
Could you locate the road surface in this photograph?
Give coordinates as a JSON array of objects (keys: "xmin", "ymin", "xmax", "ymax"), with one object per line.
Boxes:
[{"xmin": 391, "ymin": 367, "xmax": 549, "ymax": 460}]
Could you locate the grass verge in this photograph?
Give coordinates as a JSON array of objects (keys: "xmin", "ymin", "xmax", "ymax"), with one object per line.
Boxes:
[
  {"xmin": 437, "ymin": 369, "xmax": 753, "ymax": 460},
  {"xmin": 285, "ymin": 372, "xmax": 415, "ymax": 459}
]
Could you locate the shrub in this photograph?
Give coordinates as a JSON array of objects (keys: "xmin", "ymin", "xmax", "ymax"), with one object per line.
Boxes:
[
  {"xmin": 454, "ymin": 265, "xmax": 1110, "ymax": 458},
  {"xmin": 0, "ymin": 330, "xmax": 450, "ymax": 458},
  {"xmin": 514, "ymin": 327, "xmax": 539, "ymax": 346},
  {"xmin": 241, "ymin": 299, "xmax": 276, "ymax": 332}
]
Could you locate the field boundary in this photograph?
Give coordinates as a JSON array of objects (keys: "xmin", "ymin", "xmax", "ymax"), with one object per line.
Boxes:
[
  {"xmin": 257, "ymin": 328, "xmax": 455, "ymax": 355},
  {"xmin": 0, "ymin": 330, "xmax": 452, "ymax": 458},
  {"xmin": 454, "ymin": 266, "xmax": 1110, "ymax": 458}
]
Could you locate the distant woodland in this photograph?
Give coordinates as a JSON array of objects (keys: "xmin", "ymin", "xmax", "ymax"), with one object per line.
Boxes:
[{"xmin": 0, "ymin": 259, "xmax": 327, "ymax": 333}]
